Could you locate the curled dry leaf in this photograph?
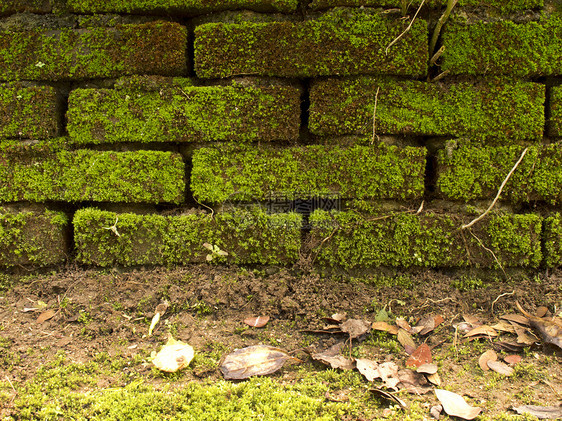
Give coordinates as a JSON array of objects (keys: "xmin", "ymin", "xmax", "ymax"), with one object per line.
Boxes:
[
  {"xmin": 491, "ymin": 320, "xmax": 516, "ymax": 333},
  {"xmin": 244, "ymin": 316, "xmax": 270, "ymax": 328},
  {"xmin": 311, "ymin": 342, "xmax": 354, "ymax": 370},
  {"xmin": 406, "ymin": 343, "xmax": 432, "ymax": 368},
  {"xmin": 501, "ymin": 313, "xmax": 530, "ymax": 326},
  {"xmin": 503, "ymin": 354, "xmax": 521, "ymax": 365},
  {"xmin": 397, "ymin": 369, "xmax": 432, "ymax": 395},
  {"xmin": 340, "ymin": 319, "xmax": 371, "ymax": 339},
  {"xmin": 516, "ymin": 302, "xmax": 562, "ymax": 350},
  {"xmin": 478, "ymin": 349, "xmax": 497, "ymax": 371},
  {"xmin": 221, "ymin": 345, "xmax": 298, "ymax": 380},
  {"xmin": 370, "ymin": 388, "xmax": 408, "ymax": 409},
  {"xmin": 435, "ymin": 389, "xmax": 482, "ymax": 420},
  {"xmin": 511, "ymin": 404, "xmax": 562, "ymax": 419},
  {"xmin": 464, "ymin": 325, "xmax": 498, "ymax": 338},
  {"xmin": 536, "ymin": 306, "xmax": 549, "ymax": 318},
  {"xmin": 417, "ymin": 363, "xmax": 438, "ymax": 375},
  {"xmin": 427, "ymin": 372, "xmax": 441, "ymax": 386},
  {"xmin": 413, "ymin": 315, "xmax": 444, "ymax": 335},
  {"xmin": 372, "ymin": 321, "xmax": 399, "ymax": 335},
  {"xmin": 36, "ymin": 309, "xmax": 56, "ymax": 324},
  {"xmin": 430, "ymin": 404, "xmax": 443, "ymax": 419},
  {"xmin": 356, "ymin": 358, "xmax": 380, "ymax": 382},
  {"xmin": 395, "ymin": 318, "xmax": 412, "ymax": 332},
  {"xmin": 397, "ymin": 329, "xmax": 417, "ymax": 354},
  {"xmin": 463, "ymin": 314, "xmax": 480, "ymax": 325},
  {"xmin": 487, "ymin": 360, "xmax": 514, "ymax": 376},
  {"xmin": 152, "ymin": 336, "xmax": 194, "ymax": 373}
]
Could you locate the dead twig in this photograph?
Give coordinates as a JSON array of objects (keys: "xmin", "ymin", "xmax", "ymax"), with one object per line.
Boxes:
[
  {"xmin": 371, "ymin": 87, "xmax": 381, "ymax": 145},
  {"xmin": 462, "ymin": 147, "xmax": 528, "ymax": 230},
  {"xmin": 385, "ymin": 0, "xmax": 425, "ymax": 55},
  {"xmin": 490, "ymin": 290, "xmax": 515, "ymax": 313}
]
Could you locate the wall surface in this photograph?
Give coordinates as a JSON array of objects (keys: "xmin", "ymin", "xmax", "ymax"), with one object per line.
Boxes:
[{"xmin": 1, "ymin": 0, "xmax": 561, "ymax": 270}]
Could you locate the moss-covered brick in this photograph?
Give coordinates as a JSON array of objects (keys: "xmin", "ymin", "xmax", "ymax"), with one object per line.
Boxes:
[
  {"xmin": 194, "ymin": 8, "xmax": 428, "ymax": 78},
  {"xmin": 548, "ymin": 85, "xmax": 562, "ymax": 137},
  {"xmin": 0, "ymin": 207, "xmax": 68, "ymax": 267},
  {"xmin": 74, "ymin": 207, "xmax": 301, "ymax": 266},
  {"xmin": 66, "ymin": 83, "xmax": 300, "ymax": 144},
  {"xmin": 67, "ymin": 0, "xmax": 297, "ymax": 14},
  {"xmin": 0, "ymin": 85, "xmax": 58, "ymax": 139},
  {"xmin": 436, "ymin": 143, "xmax": 562, "ymax": 204},
  {"xmin": 0, "ymin": 21, "xmax": 187, "ymax": 81},
  {"xmin": 0, "ymin": 140, "xmax": 185, "ymax": 203},
  {"xmin": 309, "ymin": 0, "xmax": 541, "ymax": 13},
  {"xmin": 543, "ymin": 213, "xmax": 562, "ymax": 267},
  {"xmin": 309, "ymin": 210, "xmax": 542, "ymax": 268},
  {"xmin": 191, "ymin": 142, "xmax": 426, "ymax": 204},
  {"xmin": 0, "ymin": 0, "xmax": 51, "ymax": 14},
  {"xmin": 309, "ymin": 77, "xmax": 544, "ymax": 142},
  {"xmin": 441, "ymin": 16, "xmax": 562, "ymax": 77}
]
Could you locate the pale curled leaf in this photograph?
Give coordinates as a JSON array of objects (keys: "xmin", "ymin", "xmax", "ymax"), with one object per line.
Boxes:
[
  {"xmin": 148, "ymin": 312, "xmax": 160, "ymax": 337},
  {"xmin": 511, "ymin": 404, "xmax": 562, "ymax": 419},
  {"xmin": 372, "ymin": 321, "xmax": 399, "ymax": 335},
  {"xmin": 478, "ymin": 350, "xmax": 497, "ymax": 371},
  {"xmin": 221, "ymin": 345, "xmax": 298, "ymax": 380},
  {"xmin": 312, "ymin": 342, "xmax": 354, "ymax": 370},
  {"xmin": 356, "ymin": 358, "xmax": 380, "ymax": 382},
  {"xmin": 487, "ymin": 360, "xmax": 514, "ymax": 376},
  {"xmin": 244, "ymin": 315, "xmax": 270, "ymax": 328},
  {"xmin": 36, "ymin": 309, "xmax": 56, "ymax": 324},
  {"xmin": 464, "ymin": 325, "xmax": 498, "ymax": 338},
  {"xmin": 417, "ymin": 363, "xmax": 438, "ymax": 375},
  {"xmin": 435, "ymin": 389, "xmax": 482, "ymax": 420},
  {"xmin": 152, "ymin": 337, "xmax": 194, "ymax": 373},
  {"xmin": 340, "ymin": 319, "xmax": 371, "ymax": 339}
]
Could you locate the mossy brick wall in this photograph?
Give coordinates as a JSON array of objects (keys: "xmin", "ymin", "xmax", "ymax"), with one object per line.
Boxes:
[{"xmin": 2, "ymin": 0, "xmax": 562, "ymax": 270}]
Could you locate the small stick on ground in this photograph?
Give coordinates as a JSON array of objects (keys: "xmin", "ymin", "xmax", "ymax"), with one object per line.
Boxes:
[
  {"xmin": 491, "ymin": 290, "xmax": 515, "ymax": 313},
  {"xmin": 462, "ymin": 147, "xmax": 528, "ymax": 230},
  {"xmin": 385, "ymin": 0, "xmax": 425, "ymax": 55},
  {"xmin": 371, "ymin": 87, "xmax": 381, "ymax": 145}
]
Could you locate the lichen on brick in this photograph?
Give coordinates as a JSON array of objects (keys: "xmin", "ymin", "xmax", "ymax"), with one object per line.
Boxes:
[
  {"xmin": 0, "ymin": 21, "xmax": 187, "ymax": 81},
  {"xmin": 194, "ymin": 8, "xmax": 428, "ymax": 78},
  {"xmin": 309, "ymin": 76, "xmax": 544, "ymax": 142},
  {"xmin": 74, "ymin": 207, "xmax": 302, "ymax": 266},
  {"xmin": 67, "ymin": 82, "xmax": 300, "ymax": 144},
  {"xmin": 191, "ymin": 142, "xmax": 426, "ymax": 204},
  {"xmin": 0, "ymin": 140, "xmax": 185, "ymax": 204},
  {"xmin": 0, "ymin": 207, "xmax": 68, "ymax": 267}
]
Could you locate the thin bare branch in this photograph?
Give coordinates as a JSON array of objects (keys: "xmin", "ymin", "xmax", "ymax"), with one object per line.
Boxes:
[
  {"xmin": 371, "ymin": 86, "xmax": 381, "ymax": 145},
  {"xmin": 385, "ymin": 0, "xmax": 425, "ymax": 55}
]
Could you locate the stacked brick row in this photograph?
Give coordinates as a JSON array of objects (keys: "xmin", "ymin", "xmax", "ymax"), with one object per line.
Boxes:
[{"xmin": 1, "ymin": 0, "xmax": 562, "ymax": 269}]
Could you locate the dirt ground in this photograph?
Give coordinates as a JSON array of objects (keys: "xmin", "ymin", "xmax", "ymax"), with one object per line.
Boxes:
[{"xmin": 0, "ymin": 264, "xmax": 560, "ymax": 420}]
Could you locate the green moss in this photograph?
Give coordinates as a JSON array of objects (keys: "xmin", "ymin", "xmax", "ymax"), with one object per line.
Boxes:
[
  {"xmin": 309, "ymin": 0, "xmax": 542, "ymax": 12},
  {"xmin": 0, "ymin": 207, "xmax": 68, "ymax": 267},
  {"xmin": 436, "ymin": 143, "xmax": 562, "ymax": 204},
  {"xmin": 309, "ymin": 210, "xmax": 542, "ymax": 268},
  {"xmin": 441, "ymin": 16, "xmax": 562, "ymax": 77},
  {"xmin": 67, "ymin": 0, "xmax": 298, "ymax": 14},
  {"xmin": 0, "ymin": 21, "xmax": 186, "ymax": 81},
  {"xmin": 0, "ymin": 0, "xmax": 51, "ymax": 14},
  {"xmin": 548, "ymin": 85, "xmax": 562, "ymax": 136},
  {"xmin": 191, "ymin": 142, "xmax": 425, "ymax": 204},
  {"xmin": 74, "ymin": 207, "xmax": 302, "ymax": 266},
  {"xmin": 309, "ymin": 77, "xmax": 544, "ymax": 142},
  {"xmin": 67, "ymin": 83, "xmax": 300, "ymax": 144},
  {"xmin": 0, "ymin": 85, "xmax": 58, "ymax": 139},
  {"xmin": 543, "ymin": 213, "xmax": 562, "ymax": 267},
  {"xmin": 194, "ymin": 8, "xmax": 428, "ymax": 78},
  {"xmin": 0, "ymin": 141, "xmax": 185, "ymax": 203}
]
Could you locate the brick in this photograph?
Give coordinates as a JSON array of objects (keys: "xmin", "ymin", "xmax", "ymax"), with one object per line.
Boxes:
[
  {"xmin": 309, "ymin": 77, "xmax": 544, "ymax": 142},
  {"xmin": 74, "ymin": 207, "xmax": 302, "ymax": 266},
  {"xmin": 0, "ymin": 85, "xmax": 58, "ymax": 139},
  {"xmin": 194, "ymin": 9, "xmax": 428, "ymax": 78},
  {"xmin": 0, "ymin": 207, "xmax": 68, "ymax": 267},
  {"xmin": 309, "ymin": 210, "xmax": 542, "ymax": 268},
  {"xmin": 309, "ymin": 0, "xmax": 541, "ymax": 12},
  {"xmin": 548, "ymin": 85, "xmax": 562, "ymax": 137},
  {"xmin": 441, "ymin": 17, "xmax": 562, "ymax": 77},
  {"xmin": 191, "ymin": 143, "xmax": 426, "ymax": 203},
  {"xmin": 436, "ymin": 144, "xmax": 562, "ymax": 204},
  {"xmin": 0, "ymin": 21, "xmax": 187, "ymax": 81},
  {"xmin": 0, "ymin": 0, "xmax": 51, "ymax": 14},
  {"xmin": 67, "ymin": 82, "xmax": 300, "ymax": 144},
  {"xmin": 0, "ymin": 141, "xmax": 185, "ymax": 204},
  {"xmin": 67, "ymin": 0, "xmax": 298, "ymax": 14}
]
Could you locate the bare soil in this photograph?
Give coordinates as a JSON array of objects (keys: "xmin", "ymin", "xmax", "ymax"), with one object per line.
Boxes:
[{"xmin": 0, "ymin": 264, "xmax": 560, "ymax": 419}]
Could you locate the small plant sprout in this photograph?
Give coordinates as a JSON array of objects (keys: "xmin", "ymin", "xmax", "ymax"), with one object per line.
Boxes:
[
  {"xmin": 102, "ymin": 217, "xmax": 120, "ymax": 237},
  {"xmin": 203, "ymin": 243, "xmax": 228, "ymax": 262}
]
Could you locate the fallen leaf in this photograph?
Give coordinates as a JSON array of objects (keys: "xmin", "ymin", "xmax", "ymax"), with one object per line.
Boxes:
[
  {"xmin": 221, "ymin": 345, "xmax": 298, "ymax": 379},
  {"xmin": 516, "ymin": 302, "xmax": 562, "ymax": 349},
  {"xmin": 503, "ymin": 354, "xmax": 521, "ymax": 365},
  {"xmin": 397, "ymin": 329, "xmax": 417, "ymax": 354},
  {"xmin": 536, "ymin": 306, "xmax": 549, "ymax": 318},
  {"xmin": 463, "ymin": 314, "xmax": 480, "ymax": 325},
  {"xmin": 427, "ymin": 372, "xmax": 441, "ymax": 386},
  {"xmin": 148, "ymin": 312, "xmax": 160, "ymax": 337},
  {"xmin": 487, "ymin": 360, "xmax": 514, "ymax": 376},
  {"xmin": 36, "ymin": 309, "xmax": 56, "ymax": 324},
  {"xmin": 414, "ymin": 314, "xmax": 443, "ymax": 335},
  {"xmin": 491, "ymin": 320, "xmax": 516, "ymax": 333},
  {"xmin": 372, "ymin": 321, "xmax": 399, "ymax": 335},
  {"xmin": 152, "ymin": 336, "xmax": 194, "ymax": 373},
  {"xmin": 478, "ymin": 350, "xmax": 497, "ymax": 371},
  {"xmin": 244, "ymin": 316, "xmax": 270, "ymax": 328},
  {"xmin": 493, "ymin": 341, "xmax": 527, "ymax": 352},
  {"xmin": 378, "ymin": 361, "xmax": 401, "ymax": 390},
  {"xmin": 417, "ymin": 363, "xmax": 438, "ymax": 375},
  {"xmin": 370, "ymin": 388, "xmax": 408, "ymax": 409},
  {"xmin": 406, "ymin": 343, "xmax": 432, "ymax": 368},
  {"xmin": 375, "ymin": 309, "xmax": 390, "ymax": 322},
  {"xmin": 430, "ymin": 404, "xmax": 443, "ymax": 419},
  {"xmin": 435, "ymin": 389, "xmax": 482, "ymax": 420},
  {"xmin": 340, "ymin": 319, "xmax": 371, "ymax": 339},
  {"xmin": 22, "ymin": 307, "xmax": 38, "ymax": 313},
  {"xmin": 510, "ymin": 323, "xmax": 537, "ymax": 346},
  {"xmin": 511, "ymin": 404, "xmax": 562, "ymax": 419},
  {"xmin": 324, "ymin": 313, "xmax": 346, "ymax": 323},
  {"xmin": 464, "ymin": 325, "xmax": 498, "ymax": 338},
  {"xmin": 501, "ymin": 313, "xmax": 530, "ymax": 326},
  {"xmin": 398, "ymin": 369, "xmax": 432, "ymax": 395},
  {"xmin": 356, "ymin": 358, "xmax": 380, "ymax": 382},
  {"xmin": 396, "ymin": 318, "xmax": 412, "ymax": 332},
  {"xmin": 311, "ymin": 342, "xmax": 354, "ymax": 370},
  {"xmin": 455, "ymin": 322, "xmax": 474, "ymax": 333}
]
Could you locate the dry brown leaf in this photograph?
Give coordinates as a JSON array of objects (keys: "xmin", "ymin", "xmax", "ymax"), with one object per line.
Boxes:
[
  {"xmin": 430, "ymin": 404, "xmax": 443, "ymax": 419},
  {"xmin": 427, "ymin": 372, "xmax": 441, "ymax": 386},
  {"xmin": 396, "ymin": 318, "xmax": 412, "ymax": 332},
  {"xmin": 371, "ymin": 388, "xmax": 408, "ymax": 409},
  {"xmin": 478, "ymin": 350, "xmax": 497, "ymax": 371},
  {"xmin": 491, "ymin": 320, "xmax": 516, "ymax": 333},
  {"xmin": 516, "ymin": 302, "xmax": 562, "ymax": 349},
  {"xmin": 493, "ymin": 341, "xmax": 526, "ymax": 352},
  {"xmin": 536, "ymin": 306, "xmax": 549, "ymax": 318},
  {"xmin": 501, "ymin": 313, "xmax": 530, "ymax": 326},
  {"xmin": 311, "ymin": 342, "xmax": 354, "ymax": 370},
  {"xmin": 512, "ymin": 404, "xmax": 562, "ymax": 419},
  {"xmin": 220, "ymin": 345, "xmax": 298, "ymax": 379},
  {"xmin": 356, "ymin": 358, "xmax": 380, "ymax": 382},
  {"xmin": 487, "ymin": 360, "xmax": 514, "ymax": 376},
  {"xmin": 378, "ymin": 361, "xmax": 401, "ymax": 390},
  {"xmin": 417, "ymin": 363, "xmax": 438, "ymax": 375},
  {"xmin": 464, "ymin": 325, "xmax": 498, "ymax": 338},
  {"xmin": 243, "ymin": 316, "xmax": 270, "ymax": 328},
  {"xmin": 36, "ymin": 309, "xmax": 56, "ymax": 324},
  {"xmin": 341, "ymin": 319, "xmax": 371, "ymax": 339},
  {"xmin": 435, "ymin": 389, "xmax": 482, "ymax": 420},
  {"xmin": 372, "ymin": 321, "xmax": 399, "ymax": 335},
  {"xmin": 398, "ymin": 369, "xmax": 432, "ymax": 395},
  {"xmin": 463, "ymin": 314, "xmax": 480, "ymax": 325},
  {"xmin": 397, "ymin": 329, "xmax": 417, "ymax": 354},
  {"xmin": 406, "ymin": 343, "xmax": 432, "ymax": 368},
  {"xmin": 503, "ymin": 354, "xmax": 521, "ymax": 365}
]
